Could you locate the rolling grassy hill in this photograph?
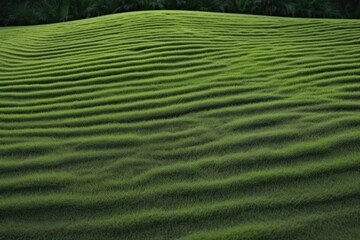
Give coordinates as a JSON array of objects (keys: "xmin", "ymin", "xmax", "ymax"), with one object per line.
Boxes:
[{"xmin": 0, "ymin": 10, "xmax": 360, "ymax": 240}]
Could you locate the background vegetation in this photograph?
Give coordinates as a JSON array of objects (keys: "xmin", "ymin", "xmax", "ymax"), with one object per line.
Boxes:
[{"xmin": 1, "ymin": 0, "xmax": 360, "ymax": 26}]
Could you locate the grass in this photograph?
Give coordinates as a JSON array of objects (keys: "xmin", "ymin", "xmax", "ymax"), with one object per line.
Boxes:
[{"xmin": 0, "ymin": 10, "xmax": 360, "ymax": 240}]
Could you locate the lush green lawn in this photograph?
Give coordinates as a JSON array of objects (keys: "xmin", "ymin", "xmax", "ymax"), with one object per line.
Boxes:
[{"xmin": 0, "ymin": 10, "xmax": 359, "ymax": 240}]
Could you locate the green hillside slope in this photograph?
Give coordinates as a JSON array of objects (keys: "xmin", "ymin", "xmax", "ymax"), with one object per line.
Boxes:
[{"xmin": 0, "ymin": 11, "xmax": 359, "ymax": 240}]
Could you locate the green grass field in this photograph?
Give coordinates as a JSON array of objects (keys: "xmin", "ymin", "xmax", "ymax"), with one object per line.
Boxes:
[{"xmin": 0, "ymin": 10, "xmax": 360, "ymax": 240}]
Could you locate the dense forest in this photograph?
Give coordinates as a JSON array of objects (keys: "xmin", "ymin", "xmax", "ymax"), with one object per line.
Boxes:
[{"xmin": 1, "ymin": 0, "xmax": 360, "ymax": 26}]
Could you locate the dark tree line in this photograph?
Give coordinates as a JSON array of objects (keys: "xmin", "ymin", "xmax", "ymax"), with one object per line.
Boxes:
[{"xmin": 1, "ymin": 0, "xmax": 359, "ymax": 26}]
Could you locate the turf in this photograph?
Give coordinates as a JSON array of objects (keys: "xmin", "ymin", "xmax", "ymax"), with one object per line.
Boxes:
[{"xmin": 0, "ymin": 10, "xmax": 360, "ymax": 240}]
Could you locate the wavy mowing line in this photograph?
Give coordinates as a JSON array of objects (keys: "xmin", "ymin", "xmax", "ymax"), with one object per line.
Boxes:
[
  {"xmin": 0, "ymin": 169, "xmax": 358, "ymax": 218},
  {"xmin": 275, "ymin": 76, "xmax": 360, "ymax": 94},
  {"xmin": 0, "ymin": 44, "xmax": 212, "ymax": 65},
  {"xmin": 0, "ymin": 114, "xmax": 196, "ymax": 137},
  {"xmin": 0, "ymin": 88, "xmax": 274, "ymax": 121},
  {"xmin": 1, "ymin": 198, "xmax": 358, "ymax": 238},
  {"xmin": 149, "ymin": 127, "xmax": 360, "ymax": 166},
  {"xmin": 278, "ymin": 59, "xmax": 360, "ymax": 76},
  {"xmin": 2, "ymin": 129, "xmax": 359, "ymax": 193},
  {"xmin": 0, "ymin": 72, "xmax": 259, "ymax": 101},
  {"xmin": 176, "ymin": 98, "xmax": 320, "ymax": 119},
  {"xmin": 5, "ymin": 52, "xmax": 221, "ymax": 83},
  {"xmin": 0, "ymin": 40, "xmax": 161, "ymax": 62},
  {"xmin": 1, "ymin": 206, "xmax": 358, "ymax": 240},
  {"xmin": 102, "ymin": 138, "xmax": 360, "ymax": 190},
  {"xmin": 0, "ymin": 64, "xmax": 354, "ymax": 95},
  {"xmin": 0, "ymin": 184, "xmax": 358, "ymax": 238},
  {"xmin": 36, "ymin": 18, "xmax": 309, "ymax": 33},
  {"xmin": 0, "ymin": 39, "xmax": 352, "ymax": 75},
  {"xmin": 0, "ymin": 69, "xmax": 227, "ymax": 104},
  {"xmin": 0, "ymin": 43, "xmax": 248, "ymax": 77},
  {"xmin": 0, "ymin": 100, "xmax": 317, "ymax": 130},
  {"xmin": 9, "ymin": 32, "xmax": 353, "ymax": 53},
  {"xmin": 2, "ymin": 190, "xmax": 358, "ymax": 228},
  {"xmin": 0, "ymin": 83, "xmax": 169, "ymax": 107},
  {"xmin": 0, "ymin": 110, "xmax": 196, "ymax": 131},
  {"xmin": 284, "ymin": 54, "xmax": 360, "ymax": 67},
  {"xmin": 0, "ymin": 39, "xmax": 230, "ymax": 61},
  {"xmin": 3, "ymin": 27, "xmax": 199, "ymax": 47},
  {"xmin": 3, "ymin": 26, "xmax": 161, "ymax": 48},
  {"xmin": 0, "ymin": 57, "xmax": 226, "ymax": 87},
  {"xmin": 0, "ymin": 47, "xmax": 220, "ymax": 73},
  {"xmin": 5, "ymin": 33, "xmax": 263, "ymax": 53},
  {"xmin": 88, "ymin": 170, "xmax": 360, "ymax": 215},
  {"xmin": 35, "ymin": 22, "xmax": 168, "ymax": 40},
  {"xmin": 1, "ymin": 131, "xmax": 359, "ymax": 197},
  {"xmin": 1, "ymin": 111, "xmax": 354, "ymax": 140},
  {"xmin": 43, "ymin": 19, "xmax": 182, "ymax": 37},
  {"xmin": 314, "ymin": 75, "xmax": 360, "ymax": 87},
  {"xmin": 0, "ymin": 52, "xmax": 204, "ymax": 76},
  {"xmin": 3, "ymin": 24, "xmax": 188, "ymax": 48},
  {"xmin": 216, "ymin": 31, "xmax": 354, "ymax": 41},
  {"xmin": 0, "ymin": 122, "xmax": 357, "ymax": 176},
  {"xmin": 0, "ymin": 48, "xmax": 133, "ymax": 69},
  {"xmin": 1, "ymin": 23, "xmax": 263, "ymax": 45},
  {"xmin": 1, "ymin": 188, "xmax": 358, "ymax": 238},
  {"xmin": 0, "ymin": 54, "xmax": 220, "ymax": 80},
  {"xmin": 180, "ymin": 209, "xmax": 360, "ymax": 240},
  {"xmin": 143, "ymin": 122, "xmax": 358, "ymax": 165},
  {"xmin": 277, "ymin": 63, "xmax": 360, "ymax": 80},
  {"xmin": 276, "ymin": 35, "xmax": 360, "ymax": 46},
  {"xmin": 0, "ymin": 173, "xmax": 81, "ymax": 193},
  {"xmin": 273, "ymin": 70, "xmax": 360, "ymax": 88},
  {"xmin": 210, "ymin": 35, "xmax": 360, "ymax": 48},
  {"xmin": 0, "ymin": 60, "xmax": 218, "ymax": 88},
  {"xmin": 0, "ymin": 82, "xmax": 257, "ymax": 113},
  {"xmin": 0, "ymin": 126, "xmax": 211, "ymax": 158},
  {"xmin": 244, "ymin": 51, "xmax": 360, "ymax": 68},
  {"xmin": 99, "ymin": 148, "xmax": 360, "ymax": 191},
  {"xmin": 129, "ymin": 44, "xmax": 343, "ymax": 60},
  {"xmin": 35, "ymin": 29, "xmax": 356, "ymax": 43},
  {"xmin": 0, "ymin": 83, "xmax": 204, "ymax": 110},
  {"xmin": 0, "ymin": 44, "xmax": 225, "ymax": 69},
  {"xmin": 0, "ymin": 150, "xmax": 150, "ymax": 175},
  {"xmin": 0, "ymin": 67, "xmax": 224, "ymax": 101},
  {"xmin": 4, "ymin": 28, "xmax": 357, "ymax": 56},
  {"xmin": 0, "ymin": 95, "xmax": 282, "ymax": 129},
  {"xmin": 245, "ymin": 43, "xmax": 360, "ymax": 57},
  {"xmin": 333, "ymin": 92, "xmax": 360, "ymax": 100}
]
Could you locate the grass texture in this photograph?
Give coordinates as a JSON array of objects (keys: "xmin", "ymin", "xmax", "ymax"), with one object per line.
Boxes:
[{"xmin": 0, "ymin": 10, "xmax": 360, "ymax": 240}]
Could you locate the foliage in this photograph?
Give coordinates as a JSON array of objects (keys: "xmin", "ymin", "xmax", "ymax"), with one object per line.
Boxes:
[
  {"xmin": 38, "ymin": 0, "xmax": 71, "ymax": 22},
  {"xmin": 0, "ymin": 1, "xmax": 40, "ymax": 25},
  {"xmin": 0, "ymin": 0, "xmax": 359, "ymax": 26}
]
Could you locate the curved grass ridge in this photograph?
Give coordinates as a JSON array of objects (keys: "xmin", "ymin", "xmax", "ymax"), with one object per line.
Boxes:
[{"xmin": 0, "ymin": 10, "xmax": 360, "ymax": 240}]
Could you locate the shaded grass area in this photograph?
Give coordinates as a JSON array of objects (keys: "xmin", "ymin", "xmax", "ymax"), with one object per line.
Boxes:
[{"xmin": 0, "ymin": 11, "xmax": 359, "ymax": 240}]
